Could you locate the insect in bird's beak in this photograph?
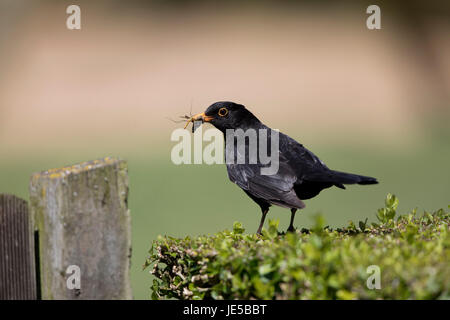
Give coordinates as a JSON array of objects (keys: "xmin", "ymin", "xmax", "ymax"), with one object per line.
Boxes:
[{"xmin": 183, "ymin": 112, "xmax": 214, "ymax": 132}]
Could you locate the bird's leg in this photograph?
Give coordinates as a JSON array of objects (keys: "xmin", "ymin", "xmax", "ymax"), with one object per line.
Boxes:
[
  {"xmin": 287, "ymin": 208, "xmax": 297, "ymax": 232},
  {"xmin": 256, "ymin": 208, "xmax": 269, "ymax": 235}
]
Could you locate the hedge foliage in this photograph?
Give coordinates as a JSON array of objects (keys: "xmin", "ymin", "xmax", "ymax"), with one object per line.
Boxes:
[{"xmin": 144, "ymin": 194, "xmax": 450, "ymax": 299}]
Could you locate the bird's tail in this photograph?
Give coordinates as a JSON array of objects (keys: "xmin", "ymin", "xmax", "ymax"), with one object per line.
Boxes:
[{"xmin": 328, "ymin": 170, "xmax": 378, "ymax": 187}]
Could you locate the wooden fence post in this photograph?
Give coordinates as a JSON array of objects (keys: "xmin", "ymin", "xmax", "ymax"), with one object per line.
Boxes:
[
  {"xmin": 0, "ymin": 194, "xmax": 37, "ymax": 300},
  {"xmin": 29, "ymin": 157, "xmax": 132, "ymax": 299}
]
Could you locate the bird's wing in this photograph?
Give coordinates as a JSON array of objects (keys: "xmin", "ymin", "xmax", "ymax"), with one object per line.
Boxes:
[
  {"xmin": 226, "ymin": 153, "xmax": 305, "ymax": 209},
  {"xmin": 278, "ymin": 132, "xmax": 377, "ymax": 188},
  {"xmin": 278, "ymin": 132, "xmax": 331, "ymax": 179}
]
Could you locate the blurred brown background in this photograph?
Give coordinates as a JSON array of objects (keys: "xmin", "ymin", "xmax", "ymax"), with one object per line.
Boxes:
[
  {"xmin": 1, "ymin": 0, "xmax": 449, "ymax": 152},
  {"xmin": 1, "ymin": 0, "xmax": 449, "ymax": 299}
]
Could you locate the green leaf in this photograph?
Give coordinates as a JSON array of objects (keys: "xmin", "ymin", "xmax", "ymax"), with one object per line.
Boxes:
[
  {"xmin": 258, "ymin": 264, "xmax": 273, "ymax": 276},
  {"xmin": 233, "ymin": 221, "xmax": 245, "ymax": 234}
]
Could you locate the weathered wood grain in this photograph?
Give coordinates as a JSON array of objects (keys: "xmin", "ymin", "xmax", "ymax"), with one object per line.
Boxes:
[
  {"xmin": 0, "ymin": 194, "xmax": 37, "ymax": 300},
  {"xmin": 29, "ymin": 157, "xmax": 132, "ymax": 299}
]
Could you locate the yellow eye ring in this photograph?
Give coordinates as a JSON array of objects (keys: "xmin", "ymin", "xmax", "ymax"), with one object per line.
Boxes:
[{"xmin": 218, "ymin": 107, "xmax": 228, "ymax": 117}]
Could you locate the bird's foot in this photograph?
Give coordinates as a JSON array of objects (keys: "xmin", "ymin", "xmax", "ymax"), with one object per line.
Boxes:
[{"xmin": 286, "ymin": 226, "xmax": 296, "ymax": 233}]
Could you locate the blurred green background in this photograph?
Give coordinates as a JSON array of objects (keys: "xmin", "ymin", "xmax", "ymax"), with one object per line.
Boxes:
[{"xmin": 1, "ymin": 1, "xmax": 449, "ymax": 299}]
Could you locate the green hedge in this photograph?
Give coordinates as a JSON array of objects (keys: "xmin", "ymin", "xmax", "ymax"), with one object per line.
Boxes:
[{"xmin": 144, "ymin": 195, "xmax": 450, "ymax": 299}]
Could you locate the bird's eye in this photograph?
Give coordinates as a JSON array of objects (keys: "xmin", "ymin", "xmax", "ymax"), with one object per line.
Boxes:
[{"xmin": 218, "ymin": 107, "xmax": 228, "ymax": 117}]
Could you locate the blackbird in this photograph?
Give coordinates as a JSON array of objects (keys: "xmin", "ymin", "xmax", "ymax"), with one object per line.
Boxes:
[{"xmin": 184, "ymin": 101, "xmax": 378, "ymax": 234}]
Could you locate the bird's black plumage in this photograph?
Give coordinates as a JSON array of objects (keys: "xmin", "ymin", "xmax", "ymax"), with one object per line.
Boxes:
[{"xmin": 189, "ymin": 101, "xmax": 378, "ymax": 234}]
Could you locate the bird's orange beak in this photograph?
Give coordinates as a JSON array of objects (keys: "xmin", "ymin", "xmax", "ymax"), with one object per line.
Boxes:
[{"xmin": 184, "ymin": 112, "xmax": 214, "ymax": 129}]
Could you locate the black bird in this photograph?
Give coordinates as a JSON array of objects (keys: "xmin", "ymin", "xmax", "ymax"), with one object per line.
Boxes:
[{"xmin": 184, "ymin": 101, "xmax": 378, "ymax": 234}]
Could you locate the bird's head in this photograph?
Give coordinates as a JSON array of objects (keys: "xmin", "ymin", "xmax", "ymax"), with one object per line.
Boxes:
[{"xmin": 184, "ymin": 101, "xmax": 260, "ymax": 132}]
